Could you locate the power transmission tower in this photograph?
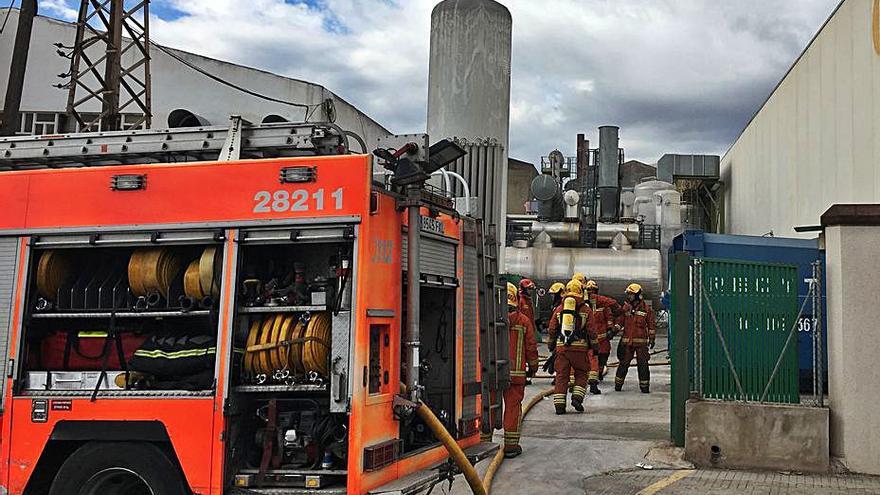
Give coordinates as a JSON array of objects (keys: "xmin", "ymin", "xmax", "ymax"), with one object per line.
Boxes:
[{"xmin": 64, "ymin": 0, "xmax": 151, "ymax": 132}]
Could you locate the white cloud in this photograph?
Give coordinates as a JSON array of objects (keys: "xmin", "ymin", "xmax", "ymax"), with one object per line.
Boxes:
[{"xmin": 30, "ymin": 0, "xmax": 842, "ymax": 163}]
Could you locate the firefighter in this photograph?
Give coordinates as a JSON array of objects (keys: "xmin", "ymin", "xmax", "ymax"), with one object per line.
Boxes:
[
  {"xmin": 614, "ymin": 284, "xmax": 656, "ymax": 393},
  {"xmin": 548, "ymin": 282, "xmax": 565, "ymax": 308},
  {"xmin": 547, "ymin": 280, "xmax": 591, "ymax": 415},
  {"xmin": 585, "ymin": 280, "xmax": 622, "ymax": 380},
  {"xmin": 518, "ymin": 278, "xmax": 537, "ymax": 323},
  {"xmin": 504, "ymin": 282, "xmax": 538, "ymax": 458}
]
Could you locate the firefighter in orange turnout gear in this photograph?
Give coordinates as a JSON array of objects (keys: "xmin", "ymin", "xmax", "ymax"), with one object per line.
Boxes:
[
  {"xmin": 504, "ymin": 283, "xmax": 538, "ymax": 458},
  {"xmin": 518, "ymin": 278, "xmax": 537, "ymax": 324},
  {"xmin": 585, "ymin": 280, "xmax": 622, "ymax": 381},
  {"xmin": 547, "ymin": 280, "xmax": 591, "ymax": 414},
  {"xmin": 614, "ymin": 284, "xmax": 656, "ymax": 393}
]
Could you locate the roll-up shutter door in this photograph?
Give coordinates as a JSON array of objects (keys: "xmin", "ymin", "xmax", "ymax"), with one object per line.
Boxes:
[
  {"xmin": 401, "ymin": 234, "xmax": 457, "ymax": 280},
  {"xmin": 0, "ymin": 238, "xmax": 19, "ymax": 410}
]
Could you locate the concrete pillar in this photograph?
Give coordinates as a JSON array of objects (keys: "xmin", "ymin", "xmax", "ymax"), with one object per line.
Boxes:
[{"xmin": 822, "ymin": 205, "xmax": 880, "ymax": 474}]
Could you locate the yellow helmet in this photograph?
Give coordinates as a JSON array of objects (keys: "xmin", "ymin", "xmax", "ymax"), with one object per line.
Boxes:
[
  {"xmin": 548, "ymin": 282, "xmax": 566, "ymax": 295},
  {"xmin": 507, "ymin": 282, "xmax": 518, "ymax": 307},
  {"xmin": 565, "ymin": 279, "xmax": 583, "ymax": 297},
  {"xmin": 585, "ymin": 280, "xmax": 599, "ymax": 291},
  {"xmin": 572, "ymin": 273, "xmax": 587, "ymax": 285},
  {"xmin": 626, "ymin": 283, "xmax": 643, "ymax": 294}
]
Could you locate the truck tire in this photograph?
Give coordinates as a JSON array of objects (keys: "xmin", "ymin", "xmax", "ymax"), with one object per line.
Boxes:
[{"xmin": 48, "ymin": 441, "xmax": 189, "ymax": 495}]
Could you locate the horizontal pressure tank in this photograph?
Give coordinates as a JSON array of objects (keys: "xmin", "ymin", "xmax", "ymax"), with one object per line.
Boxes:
[{"xmin": 505, "ymin": 246, "xmax": 663, "ymax": 306}]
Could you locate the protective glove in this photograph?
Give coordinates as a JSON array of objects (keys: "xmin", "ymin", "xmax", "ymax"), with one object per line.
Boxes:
[{"xmin": 542, "ymin": 353, "xmax": 556, "ymax": 374}]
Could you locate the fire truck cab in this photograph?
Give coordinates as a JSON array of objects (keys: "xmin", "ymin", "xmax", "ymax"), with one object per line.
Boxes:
[{"xmin": 0, "ymin": 122, "xmax": 508, "ymax": 495}]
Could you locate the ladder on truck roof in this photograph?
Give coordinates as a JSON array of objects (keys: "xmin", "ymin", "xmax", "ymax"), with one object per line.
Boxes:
[{"xmin": 0, "ymin": 116, "xmax": 363, "ymax": 170}]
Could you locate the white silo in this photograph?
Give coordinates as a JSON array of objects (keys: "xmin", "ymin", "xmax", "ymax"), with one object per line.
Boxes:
[{"xmin": 427, "ymin": 0, "xmax": 512, "ymax": 259}]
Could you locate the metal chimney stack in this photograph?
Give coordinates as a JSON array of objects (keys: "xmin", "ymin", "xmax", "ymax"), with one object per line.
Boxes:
[{"xmin": 598, "ymin": 125, "xmax": 620, "ymax": 222}]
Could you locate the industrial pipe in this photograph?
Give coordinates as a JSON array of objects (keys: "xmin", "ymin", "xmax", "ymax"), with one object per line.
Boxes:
[
  {"xmin": 504, "ymin": 246, "xmax": 663, "ymax": 306},
  {"xmin": 431, "ymin": 169, "xmax": 473, "ymax": 215},
  {"xmin": 432, "ymin": 170, "xmax": 452, "ymax": 195},
  {"xmin": 404, "ymin": 189, "xmax": 422, "ymax": 401}
]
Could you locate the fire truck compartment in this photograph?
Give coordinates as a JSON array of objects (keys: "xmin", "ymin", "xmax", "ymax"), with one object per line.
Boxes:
[
  {"xmin": 18, "ymin": 236, "xmax": 226, "ymax": 396},
  {"xmin": 225, "ymin": 228, "xmax": 354, "ymax": 491}
]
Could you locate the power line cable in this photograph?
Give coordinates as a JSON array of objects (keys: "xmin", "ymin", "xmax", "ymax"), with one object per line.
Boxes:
[
  {"xmin": 0, "ymin": 0, "xmax": 16, "ymax": 36},
  {"xmin": 149, "ymin": 40, "xmax": 322, "ymax": 120}
]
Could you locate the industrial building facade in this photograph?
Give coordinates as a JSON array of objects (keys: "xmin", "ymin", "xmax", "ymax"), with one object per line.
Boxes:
[
  {"xmin": 0, "ymin": 8, "xmax": 390, "ymax": 146},
  {"xmin": 721, "ymin": 0, "xmax": 880, "ymax": 236}
]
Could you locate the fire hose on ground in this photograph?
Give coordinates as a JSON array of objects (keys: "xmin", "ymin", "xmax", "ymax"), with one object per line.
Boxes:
[
  {"xmin": 406, "ymin": 349, "xmax": 672, "ymax": 494},
  {"xmin": 402, "ymin": 383, "xmax": 555, "ymax": 495}
]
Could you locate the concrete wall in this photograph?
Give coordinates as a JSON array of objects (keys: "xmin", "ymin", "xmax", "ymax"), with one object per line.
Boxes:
[
  {"xmin": 825, "ymin": 224, "xmax": 880, "ymax": 474},
  {"xmin": 720, "ymin": 0, "xmax": 880, "ymax": 237},
  {"xmin": 0, "ymin": 9, "xmax": 390, "ymax": 146},
  {"xmin": 685, "ymin": 400, "xmax": 829, "ymax": 473}
]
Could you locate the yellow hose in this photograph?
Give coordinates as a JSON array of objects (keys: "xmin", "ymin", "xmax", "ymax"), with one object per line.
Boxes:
[
  {"xmin": 398, "ymin": 383, "xmax": 486, "ymax": 495},
  {"xmin": 482, "ymin": 387, "xmax": 554, "ymax": 493},
  {"xmin": 415, "ymin": 401, "xmax": 488, "ymax": 495},
  {"xmin": 397, "ymin": 383, "xmax": 556, "ymax": 495}
]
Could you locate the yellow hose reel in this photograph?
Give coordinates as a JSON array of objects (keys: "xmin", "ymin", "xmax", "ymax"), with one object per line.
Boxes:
[
  {"xmin": 36, "ymin": 250, "xmax": 72, "ymax": 301},
  {"xmin": 244, "ymin": 312, "xmax": 331, "ymax": 379}
]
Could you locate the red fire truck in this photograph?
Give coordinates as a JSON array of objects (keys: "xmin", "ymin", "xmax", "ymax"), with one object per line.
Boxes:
[{"xmin": 0, "ymin": 120, "xmax": 508, "ymax": 495}]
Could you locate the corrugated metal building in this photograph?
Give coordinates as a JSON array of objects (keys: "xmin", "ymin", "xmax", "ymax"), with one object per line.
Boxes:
[{"xmin": 721, "ymin": 0, "xmax": 880, "ymax": 236}]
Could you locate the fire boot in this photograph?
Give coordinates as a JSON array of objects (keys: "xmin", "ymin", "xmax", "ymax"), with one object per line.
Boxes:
[
  {"xmin": 555, "ymin": 404, "xmax": 567, "ymax": 415},
  {"xmin": 640, "ymin": 386, "xmax": 650, "ymax": 394},
  {"xmin": 571, "ymin": 397, "xmax": 585, "ymax": 413},
  {"xmin": 614, "ymin": 383, "xmax": 623, "ymax": 392},
  {"xmin": 590, "ymin": 383, "xmax": 602, "ymax": 395},
  {"xmin": 504, "ymin": 445, "xmax": 523, "ymax": 459}
]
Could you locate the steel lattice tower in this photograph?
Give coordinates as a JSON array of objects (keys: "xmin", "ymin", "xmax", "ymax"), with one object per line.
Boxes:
[{"xmin": 65, "ymin": 0, "xmax": 151, "ymax": 132}]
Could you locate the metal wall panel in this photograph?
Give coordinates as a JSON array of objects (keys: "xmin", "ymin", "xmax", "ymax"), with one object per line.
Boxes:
[
  {"xmin": 721, "ymin": 0, "xmax": 880, "ymax": 237},
  {"xmin": 401, "ymin": 235, "xmax": 457, "ymax": 279},
  {"xmin": 0, "ymin": 238, "xmax": 19, "ymax": 410}
]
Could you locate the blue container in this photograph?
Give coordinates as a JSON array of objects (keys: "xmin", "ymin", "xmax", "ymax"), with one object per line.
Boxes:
[{"xmin": 672, "ymin": 230, "xmax": 827, "ymax": 392}]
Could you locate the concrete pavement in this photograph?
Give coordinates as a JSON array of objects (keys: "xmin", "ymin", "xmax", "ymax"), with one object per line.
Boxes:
[
  {"xmin": 450, "ymin": 336, "xmax": 676, "ymax": 494},
  {"xmin": 444, "ymin": 335, "xmax": 880, "ymax": 494}
]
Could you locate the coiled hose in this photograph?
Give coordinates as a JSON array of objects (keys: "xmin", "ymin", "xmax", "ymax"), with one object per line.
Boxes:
[
  {"xmin": 36, "ymin": 250, "xmax": 72, "ymax": 301},
  {"xmin": 244, "ymin": 313, "xmax": 332, "ymax": 377},
  {"xmin": 128, "ymin": 248, "xmax": 185, "ymax": 298},
  {"xmin": 301, "ymin": 312, "xmax": 331, "ymax": 375}
]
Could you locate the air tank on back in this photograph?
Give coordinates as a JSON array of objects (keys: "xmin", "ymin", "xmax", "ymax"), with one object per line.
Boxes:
[{"xmin": 428, "ymin": 0, "xmax": 512, "ymax": 264}]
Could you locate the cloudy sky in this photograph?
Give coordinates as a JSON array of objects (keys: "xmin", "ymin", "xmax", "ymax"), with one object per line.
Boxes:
[{"xmin": 11, "ymin": 0, "xmax": 841, "ymax": 163}]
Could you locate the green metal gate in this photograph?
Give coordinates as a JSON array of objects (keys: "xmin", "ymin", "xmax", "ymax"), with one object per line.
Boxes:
[{"xmin": 694, "ymin": 258, "xmax": 800, "ymax": 403}]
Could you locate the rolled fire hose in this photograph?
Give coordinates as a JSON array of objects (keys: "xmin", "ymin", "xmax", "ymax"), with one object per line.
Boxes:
[
  {"xmin": 183, "ymin": 247, "xmax": 220, "ymax": 300},
  {"xmin": 36, "ymin": 250, "xmax": 72, "ymax": 301},
  {"xmin": 301, "ymin": 313, "xmax": 331, "ymax": 376},
  {"xmin": 128, "ymin": 248, "xmax": 185, "ymax": 299},
  {"xmin": 243, "ymin": 313, "xmax": 331, "ymax": 377}
]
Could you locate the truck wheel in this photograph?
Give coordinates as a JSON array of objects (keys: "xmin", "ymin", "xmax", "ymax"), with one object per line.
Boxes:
[{"xmin": 48, "ymin": 441, "xmax": 188, "ymax": 495}]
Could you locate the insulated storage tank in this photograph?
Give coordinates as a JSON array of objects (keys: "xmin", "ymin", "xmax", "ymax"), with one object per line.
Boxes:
[
  {"xmin": 427, "ymin": 0, "xmax": 512, "ymax": 260},
  {"xmin": 504, "ymin": 246, "xmax": 663, "ymax": 307},
  {"xmin": 633, "ymin": 179, "xmax": 675, "ymax": 225}
]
